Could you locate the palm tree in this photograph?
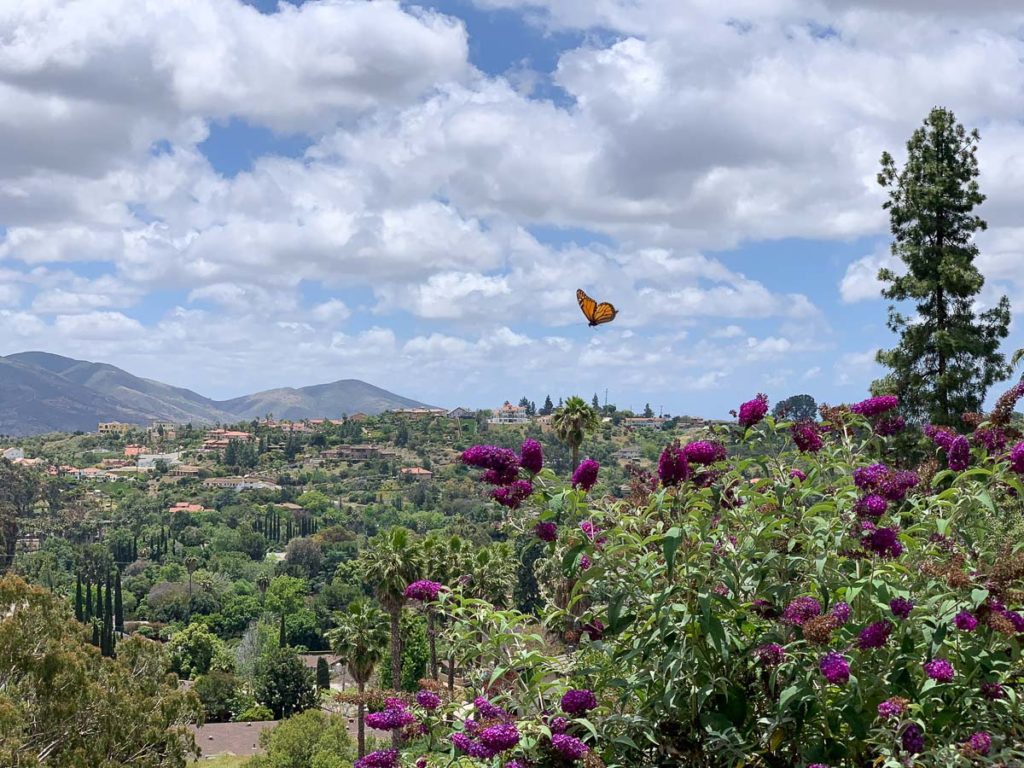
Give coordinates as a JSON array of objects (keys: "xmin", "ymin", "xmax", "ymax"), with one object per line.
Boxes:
[
  {"xmin": 358, "ymin": 528, "xmax": 422, "ymax": 744},
  {"xmin": 552, "ymin": 395, "xmax": 600, "ymax": 470},
  {"xmin": 326, "ymin": 599, "xmax": 387, "ymax": 758}
]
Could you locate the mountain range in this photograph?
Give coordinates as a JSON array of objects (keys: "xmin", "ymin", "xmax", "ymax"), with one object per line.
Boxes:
[{"xmin": 0, "ymin": 351, "xmax": 434, "ymax": 436}]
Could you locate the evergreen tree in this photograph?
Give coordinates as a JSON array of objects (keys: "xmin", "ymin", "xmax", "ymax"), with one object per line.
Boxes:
[
  {"xmin": 541, "ymin": 395, "xmax": 554, "ymax": 416},
  {"xmin": 592, "ymin": 393, "xmax": 601, "ymax": 410},
  {"xmin": 874, "ymin": 107, "xmax": 1012, "ymax": 425},
  {"xmin": 94, "ymin": 581, "xmax": 103, "ymax": 621},
  {"xmin": 773, "ymin": 394, "xmax": 818, "ymax": 422},
  {"xmin": 114, "ymin": 570, "xmax": 124, "ymax": 633},
  {"xmin": 85, "ymin": 581, "xmax": 93, "ymax": 621},
  {"xmin": 643, "ymin": 403, "xmax": 654, "ymax": 418},
  {"xmin": 223, "ymin": 440, "xmax": 238, "ymax": 466},
  {"xmin": 315, "ymin": 656, "xmax": 331, "ymax": 690},
  {"xmin": 74, "ymin": 574, "xmax": 83, "ymax": 622}
]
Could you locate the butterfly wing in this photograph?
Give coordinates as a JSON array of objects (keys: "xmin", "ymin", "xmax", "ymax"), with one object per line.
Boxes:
[
  {"xmin": 591, "ymin": 302, "xmax": 618, "ymax": 325},
  {"xmin": 576, "ymin": 289, "xmax": 598, "ymax": 324}
]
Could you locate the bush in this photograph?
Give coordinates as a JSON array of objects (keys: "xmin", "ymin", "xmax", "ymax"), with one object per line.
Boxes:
[
  {"xmin": 167, "ymin": 623, "xmax": 229, "ymax": 679},
  {"xmin": 249, "ymin": 709, "xmax": 355, "ymax": 768},
  {"xmin": 394, "ymin": 399, "xmax": 1024, "ymax": 767},
  {"xmin": 253, "ymin": 647, "xmax": 317, "ymax": 720},
  {"xmin": 193, "ymin": 671, "xmax": 240, "ymax": 723},
  {"xmin": 237, "ymin": 704, "xmax": 275, "ymax": 722}
]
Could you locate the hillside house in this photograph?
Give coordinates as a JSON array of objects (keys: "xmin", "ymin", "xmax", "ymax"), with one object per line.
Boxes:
[
  {"xmin": 167, "ymin": 465, "xmax": 201, "ymax": 478},
  {"xmin": 400, "ymin": 466, "xmax": 433, "ymax": 481},
  {"xmin": 447, "ymin": 407, "xmax": 475, "ymax": 419},
  {"xmin": 124, "ymin": 444, "xmax": 145, "ymax": 457},
  {"xmin": 98, "ymin": 422, "xmax": 137, "ymax": 435},
  {"xmin": 391, "ymin": 407, "xmax": 447, "ymax": 418},
  {"xmin": 612, "ymin": 447, "xmax": 644, "ymax": 461},
  {"xmin": 1, "ymin": 447, "xmax": 25, "ymax": 461},
  {"xmin": 488, "ymin": 402, "xmax": 529, "ymax": 424},
  {"xmin": 137, "ymin": 452, "xmax": 181, "ymax": 469},
  {"xmin": 623, "ymin": 417, "xmax": 669, "ymax": 430},
  {"xmin": 169, "ymin": 502, "xmax": 206, "ymax": 514}
]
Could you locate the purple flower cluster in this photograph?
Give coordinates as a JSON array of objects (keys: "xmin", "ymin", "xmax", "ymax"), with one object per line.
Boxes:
[
  {"xmin": 830, "ymin": 602, "xmax": 851, "ymax": 625},
  {"xmin": 853, "ymin": 463, "xmax": 919, "ymax": 502},
  {"xmin": 658, "ymin": 442, "xmax": 690, "ymax": 487},
  {"xmin": 683, "ymin": 440, "xmax": 727, "ymax": 465},
  {"xmin": 416, "ymin": 690, "xmax": 441, "ymax": 710},
  {"xmin": 572, "ymin": 459, "xmax": 600, "ymax": 492},
  {"xmin": 877, "ymin": 697, "xmax": 906, "ymax": 719},
  {"xmin": 365, "ymin": 700, "xmax": 415, "ymax": 731},
  {"xmin": 851, "ymin": 395, "xmax": 899, "ymax": 417},
  {"xmin": 791, "ymin": 421, "xmax": 823, "ymax": 453},
  {"xmin": 819, "ymin": 651, "xmax": 850, "ymax": 685},
  {"xmin": 561, "ymin": 689, "xmax": 598, "ymax": 715},
  {"xmin": 463, "ymin": 445, "xmax": 521, "ymax": 485},
  {"xmin": 452, "ymin": 731, "xmax": 497, "ymax": 759},
  {"xmin": 953, "ymin": 610, "xmax": 978, "ymax": 631},
  {"xmin": 579, "ymin": 521, "xmax": 599, "ymax": 542},
  {"xmin": 738, "ymin": 393, "xmax": 769, "ymax": 428},
  {"xmin": 548, "ymin": 716, "xmax": 569, "ymax": 733},
  {"xmin": 857, "ymin": 621, "xmax": 892, "ymax": 650},
  {"xmin": 855, "ymin": 494, "xmax": 887, "ymax": 518},
  {"xmin": 781, "ymin": 596, "xmax": 822, "ymax": 626},
  {"xmin": 354, "ymin": 749, "xmax": 399, "ymax": 768},
  {"xmin": 965, "ymin": 731, "xmax": 991, "ymax": 756},
  {"xmin": 948, "ymin": 436, "xmax": 971, "ymax": 471},
  {"xmin": 478, "ymin": 723, "xmax": 521, "ymax": 751},
  {"xmin": 973, "ymin": 427, "xmax": 1007, "ymax": 454},
  {"xmin": 535, "ymin": 522, "xmax": 558, "ymax": 542},
  {"xmin": 755, "ymin": 643, "xmax": 785, "ymax": 668},
  {"xmin": 864, "ymin": 526, "xmax": 903, "ymax": 559},
  {"xmin": 551, "ymin": 734, "xmax": 589, "ymax": 761},
  {"xmin": 902, "ymin": 724, "xmax": 925, "ymax": 754},
  {"xmin": 405, "ymin": 580, "xmax": 444, "ymax": 601},
  {"xmin": 853, "ymin": 463, "xmax": 890, "ymax": 490},
  {"xmin": 923, "ymin": 658, "xmax": 955, "ymax": 683},
  {"xmin": 925, "ymin": 425, "xmax": 972, "ymax": 471},
  {"xmin": 520, "ymin": 439, "xmax": 544, "ymax": 474},
  {"xmin": 981, "ymin": 682, "xmax": 1005, "ymax": 700},
  {"xmin": 789, "ymin": 468, "xmax": 806, "ymax": 482},
  {"xmin": 1011, "ymin": 442, "xmax": 1024, "ymax": 474},
  {"xmin": 890, "ymin": 597, "xmax": 914, "ymax": 620},
  {"xmin": 474, "ymin": 697, "xmax": 510, "ymax": 721},
  {"xmin": 874, "ymin": 415, "xmax": 905, "ymax": 436},
  {"xmin": 492, "ymin": 480, "xmax": 534, "ymax": 509}
]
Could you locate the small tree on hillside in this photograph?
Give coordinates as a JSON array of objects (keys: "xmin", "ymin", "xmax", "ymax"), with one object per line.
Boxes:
[
  {"xmin": 773, "ymin": 394, "xmax": 817, "ymax": 422},
  {"xmin": 873, "ymin": 107, "xmax": 1011, "ymax": 426}
]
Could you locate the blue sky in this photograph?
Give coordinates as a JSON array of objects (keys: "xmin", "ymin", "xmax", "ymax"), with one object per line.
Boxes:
[{"xmin": 0, "ymin": 0, "xmax": 1021, "ymax": 416}]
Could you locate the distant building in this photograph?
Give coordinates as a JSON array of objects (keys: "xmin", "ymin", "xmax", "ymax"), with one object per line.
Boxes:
[
  {"xmin": 98, "ymin": 422, "xmax": 137, "ymax": 435},
  {"xmin": 488, "ymin": 402, "xmax": 529, "ymax": 425},
  {"xmin": 202, "ymin": 476, "xmax": 280, "ymax": 491},
  {"xmin": 400, "ymin": 467, "xmax": 433, "ymax": 480},
  {"xmin": 623, "ymin": 417, "xmax": 669, "ymax": 430},
  {"xmin": 167, "ymin": 465, "xmax": 201, "ymax": 478},
  {"xmin": 124, "ymin": 444, "xmax": 145, "ymax": 457},
  {"xmin": 1, "ymin": 447, "xmax": 25, "ymax": 461},
  {"xmin": 136, "ymin": 452, "xmax": 182, "ymax": 469},
  {"xmin": 447, "ymin": 407, "xmax": 475, "ymax": 419}
]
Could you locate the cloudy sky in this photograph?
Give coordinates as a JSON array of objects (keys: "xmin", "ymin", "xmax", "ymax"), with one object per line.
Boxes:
[{"xmin": 1, "ymin": 0, "xmax": 1022, "ymax": 416}]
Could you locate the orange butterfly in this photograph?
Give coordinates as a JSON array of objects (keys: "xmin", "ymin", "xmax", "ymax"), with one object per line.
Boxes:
[{"xmin": 576, "ymin": 288, "xmax": 618, "ymax": 327}]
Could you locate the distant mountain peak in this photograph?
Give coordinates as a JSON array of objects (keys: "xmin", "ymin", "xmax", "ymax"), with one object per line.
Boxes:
[{"xmin": 0, "ymin": 351, "xmax": 435, "ymax": 436}]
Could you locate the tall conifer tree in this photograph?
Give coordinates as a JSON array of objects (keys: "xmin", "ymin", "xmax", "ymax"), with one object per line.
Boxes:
[{"xmin": 874, "ymin": 107, "xmax": 1011, "ymax": 425}]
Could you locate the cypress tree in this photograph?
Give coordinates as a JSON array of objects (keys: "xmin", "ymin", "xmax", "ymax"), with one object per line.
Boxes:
[
  {"xmin": 91, "ymin": 621, "xmax": 100, "ymax": 647},
  {"xmin": 114, "ymin": 569, "xmax": 124, "ymax": 632},
  {"xmin": 279, "ymin": 613, "xmax": 287, "ymax": 647},
  {"xmin": 316, "ymin": 657, "xmax": 331, "ymax": 690},
  {"xmin": 874, "ymin": 107, "xmax": 1012, "ymax": 425},
  {"xmin": 85, "ymin": 581, "xmax": 93, "ymax": 621},
  {"xmin": 103, "ymin": 575, "xmax": 114, "ymax": 657},
  {"xmin": 74, "ymin": 574, "xmax": 83, "ymax": 622},
  {"xmin": 95, "ymin": 580, "xmax": 103, "ymax": 621}
]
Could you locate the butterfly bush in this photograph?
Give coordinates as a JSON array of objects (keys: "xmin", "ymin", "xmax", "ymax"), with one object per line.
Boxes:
[
  {"xmin": 426, "ymin": 379, "xmax": 1024, "ymax": 767},
  {"xmin": 571, "ymin": 458, "xmax": 600, "ymax": 491}
]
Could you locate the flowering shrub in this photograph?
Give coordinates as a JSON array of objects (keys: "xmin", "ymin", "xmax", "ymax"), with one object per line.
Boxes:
[{"xmin": 410, "ymin": 386, "xmax": 1024, "ymax": 767}]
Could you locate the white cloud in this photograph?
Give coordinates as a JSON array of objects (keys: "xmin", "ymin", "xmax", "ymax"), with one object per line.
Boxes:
[{"xmin": 840, "ymin": 252, "xmax": 898, "ymax": 303}]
